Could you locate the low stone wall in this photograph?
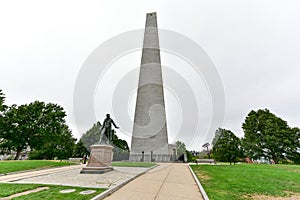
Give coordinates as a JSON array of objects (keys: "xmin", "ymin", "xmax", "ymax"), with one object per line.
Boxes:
[
  {"xmin": 129, "ymin": 154, "xmax": 172, "ymax": 162},
  {"xmin": 68, "ymin": 158, "xmax": 83, "ymax": 163}
]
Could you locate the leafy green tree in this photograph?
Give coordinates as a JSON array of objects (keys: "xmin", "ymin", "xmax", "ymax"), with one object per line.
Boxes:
[
  {"xmin": 186, "ymin": 150, "xmax": 198, "ymax": 162},
  {"xmin": 111, "ymin": 130, "xmax": 130, "ymax": 161},
  {"xmin": 73, "ymin": 139, "xmax": 89, "ymax": 158},
  {"xmin": 0, "ymin": 90, "xmax": 7, "ymax": 155},
  {"xmin": 198, "ymin": 150, "xmax": 209, "ymax": 159},
  {"xmin": 55, "ymin": 126, "xmax": 76, "ymax": 160},
  {"xmin": 0, "ymin": 101, "xmax": 74, "ymax": 160},
  {"xmin": 0, "ymin": 90, "xmax": 7, "ymax": 141},
  {"xmin": 111, "ymin": 130, "xmax": 129, "ymax": 151},
  {"xmin": 30, "ymin": 125, "xmax": 76, "ymax": 160},
  {"xmin": 174, "ymin": 140, "xmax": 187, "ymax": 162},
  {"xmin": 175, "ymin": 140, "xmax": 186, "ymax": 157},
  {"xmin": 80, "ymin": 122, "xmax": 101, "ymax": 152},
  {"xmin": 79, "ymin": 123, "xmax": 130, "ymax": 161},
  {"xmin": 242, "ymin": 109, "xmax": 298, "ymax": 164},
  {"xmin": 0, "ymin": 90, "xmax": 6, "ymax": 112},
  {"xmin": 212, "ymin": 128, "xmax": 242, "ymax": 164},
  {"xmin": 284, "ymin": 127, "xmax": 300, "ymax": 164}
]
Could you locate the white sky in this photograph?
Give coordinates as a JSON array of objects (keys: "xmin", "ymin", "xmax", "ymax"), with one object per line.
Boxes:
[{"xmin": 1, "ymin": 0, "xmax": 300, "ymax": 150}]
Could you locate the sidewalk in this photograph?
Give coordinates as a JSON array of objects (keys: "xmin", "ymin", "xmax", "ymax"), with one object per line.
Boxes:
[
  {"xmin": 103, "ymin": 163, "xmax": 203, "ymax": 200},
  {"xmin": 0, "ymin": 164, "xmax": 83, "ymax": 182},
  {"xmin": 6, "ymin": 164, "xmax": 150, "ymax": 189}
]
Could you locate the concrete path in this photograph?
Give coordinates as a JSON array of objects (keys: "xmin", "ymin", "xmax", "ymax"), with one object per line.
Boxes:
[
  {"xmin": 0, "ymin": 164, "xmax": 83, "ymax": 182},
  {"xmin": 13, "ymin": 165, "xmax": 149, "ymax": 188},
  {"xmin": 103, "ymin": 163, "xmax": 203, "ymax": 200}
]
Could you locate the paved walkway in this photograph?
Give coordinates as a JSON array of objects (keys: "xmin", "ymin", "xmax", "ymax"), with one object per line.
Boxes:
[
  {"xmin": 0, "ymin": 164, "xmax": 83, "ymax": 182},
  {"xmin": 0, "ymin": 163, "xmax": 203, "ymax": 200},
  {"xmin": 103, "ymin": 163, "xmax": 203, "ymax": 200},
  {"xmin": 9, "ymin": 165, "xmax": 149, "ymax": 188}
]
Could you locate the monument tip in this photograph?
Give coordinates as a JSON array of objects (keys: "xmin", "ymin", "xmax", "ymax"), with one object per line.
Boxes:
[{"xmin": 147, "ymin": 12, "xmax": 157, "ymax": 16}]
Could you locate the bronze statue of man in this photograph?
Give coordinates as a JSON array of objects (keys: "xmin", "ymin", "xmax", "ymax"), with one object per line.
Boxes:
[{"xmin": 99, "ymin": 114, "xmax": 119, "ymax": 144}]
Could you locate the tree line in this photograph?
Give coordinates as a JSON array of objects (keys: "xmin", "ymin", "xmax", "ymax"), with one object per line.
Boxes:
[
  {"xmin": 0, "ymin": 90, "xmax": 75, "ymax": 160},
  {"xmin": 0, "ymin": 90, "xmax": 129, "ymax": 160},
  {"xmin": 2, "ymin": 89, "xmax": 298, "ymax": 164},
  {"xmin": 212, "ymin": 109, "xmax": 300, "ymax": 164},
  {"xmin": 73, "ymin": 122, "xmax": 130, "ymax": 161}
]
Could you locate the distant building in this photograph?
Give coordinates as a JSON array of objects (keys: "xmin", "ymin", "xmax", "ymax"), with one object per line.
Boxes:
[{"xmin": 0, "ymin": 146, "xmax": 30, "ymax": 160}]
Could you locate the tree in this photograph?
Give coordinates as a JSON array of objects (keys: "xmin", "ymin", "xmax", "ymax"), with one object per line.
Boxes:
[
  {"xmin": 175, "ymin": 140, "xmax": 186, "ymax": 157},
  {"xmin": 0, "ymin": 90, "xmax": 6, "ymax": 112},
  {"xmin": 111, "ymin": 130, "xmax": 130, "ymax": 161},
  {"xmin": 73, "ymin": 139, "xmax": 89, "ymax": 158},
  {"xmin": 0, "ymin": 101, "xmax": 74, "ymax": 160},
  {"xmin": 30, "ymin": 125, "xmax": 76, "ymax": 160},
  {"xmin": 79, "ymin": 123, "xmax": 130, "ymax": 161},
  {"xmin": 111, "ymin": 130, "xmax": 129, "ymax": 151},
  {"xmin": 0, "ymin": 90, "xmax": 7, "ymax": 138},
  {"xmin": 54, "ymin": 125, "xmax": 76, "ymax": 160},
  {"xmin": 0, "ymin": 90, "xmax": 7, "ymax": 155},
  {"xmin": 212, "ymin": 128, "xmax": 242, "ymax": 164},
  {"xmin": 242, "ymin": 109, "xmax": 298, "ymax": 164},
  {"xmin": 284, "ymin": 127, "xmax": 300, "ymax": 164},
  {"xmin": 80, "ymin": 122, "xmax": 101, "ymax": 152},
  {"xmin": 186, "ymin": 150, "xmax": 195, "ymax": 162},
  {"xmin": 174, "ymin": 140, "xmax": 187, "ymax": 162}
]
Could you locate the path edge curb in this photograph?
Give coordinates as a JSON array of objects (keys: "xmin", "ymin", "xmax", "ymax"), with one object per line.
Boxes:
[
  {"xmin": 188, "ymin": 164, "xmax": 209, "ymax": 200},
  {"xmin": 91, "ymin": 164, "xmax": 158, "ymax": 200}
]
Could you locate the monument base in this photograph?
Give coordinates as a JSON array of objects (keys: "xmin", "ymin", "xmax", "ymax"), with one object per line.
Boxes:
[
  {"xmin": 80, "ymin": 167, "xmax": 113, "ymax": 174},
  {"xmin": 129, "ymin": 153, "xmax": 172, "ymax": 162},
  {"xmin": 80, "ymin": 144, "xmax": 114, "ymax": 174}
]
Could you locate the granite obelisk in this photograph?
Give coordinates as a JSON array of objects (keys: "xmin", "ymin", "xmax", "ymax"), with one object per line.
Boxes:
[{"xmin": 130, "ymin": 12, "xmax": 171, "ymax": 162}]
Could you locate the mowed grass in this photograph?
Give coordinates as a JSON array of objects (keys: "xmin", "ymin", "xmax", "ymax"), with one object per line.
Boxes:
[
  {"xmin": 0, "ymin": 183, "xmax": 105, "ymax": 200},
  {"xmin": 112, "ymin": 162, "xmax": 156, "ymax": 168},
  {"xmin": 191, "ymin": 164, "xmax": 300, "ymax": 200},
  {"xmin": 0, "ymin": 183, "xmax": 41, "ymax": 197},
  {"xmin": 0, "ymin": 160, "xmax": 73, "ymax": 174}
]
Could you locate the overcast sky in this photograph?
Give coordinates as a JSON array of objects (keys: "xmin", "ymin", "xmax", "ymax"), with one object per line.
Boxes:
[{"xmin": 1, "ymin": 0, "xmax": 300, "ymax": 150}]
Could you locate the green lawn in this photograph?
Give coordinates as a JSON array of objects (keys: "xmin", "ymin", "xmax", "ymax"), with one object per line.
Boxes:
[
  {"xmin": 112, "ymin": 162, "xmax": 156, "ymax": 168},
  {"xmin": 0, "ymin": 160, "xmax": 74, "ymax": 174},
  {"xmin": 191, "ymin": 164, "xmax": 300, "ymax": 200},
  {"xmin": 0, "ymin": 183, "xmax": 105, "ymax": 200},
  {"xmin": 0, "ymin": 183, "xmax": 41, "ymax": 197}
]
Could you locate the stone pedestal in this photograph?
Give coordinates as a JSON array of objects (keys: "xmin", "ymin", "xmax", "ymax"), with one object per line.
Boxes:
[{"xmin": 80, "ymin": 144, "xmax": 113, "ymax": 174}]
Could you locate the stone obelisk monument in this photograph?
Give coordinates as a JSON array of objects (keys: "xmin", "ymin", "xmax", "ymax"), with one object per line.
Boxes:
[{"xmin": 130, "ymin": 12, "xmax": 171, "ymax": 162}]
